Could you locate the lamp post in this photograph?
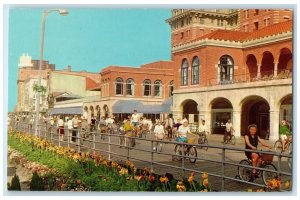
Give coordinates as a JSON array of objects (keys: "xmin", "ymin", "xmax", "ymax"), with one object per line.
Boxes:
[{"xmin": 34, "ymin": 9, "xmax": 68, "ymax": 136}]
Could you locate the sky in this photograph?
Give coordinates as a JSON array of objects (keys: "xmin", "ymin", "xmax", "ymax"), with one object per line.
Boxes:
[{"xmin": 7, "ymin": 8, "xmax": 171, "ymax": 112}]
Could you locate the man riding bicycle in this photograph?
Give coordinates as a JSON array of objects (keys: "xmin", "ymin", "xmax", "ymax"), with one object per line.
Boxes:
[
  {"xmin": 225, "ymin": 119, "xmax": 234, "ymax": 140},
  {"xmin": 279, "ymin": 120, "xmax": 292, "ymax": 151}
]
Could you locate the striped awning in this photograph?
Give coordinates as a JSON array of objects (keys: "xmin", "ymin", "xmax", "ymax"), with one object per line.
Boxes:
[{"xmin": 48, "ymin": 106, "xmax": 83, "ymax": 115}]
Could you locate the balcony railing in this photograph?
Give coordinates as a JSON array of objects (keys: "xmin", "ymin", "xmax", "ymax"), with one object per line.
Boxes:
[{"xmin": 207, "ymin": 69, "xmax": 292, "ymax": 87}]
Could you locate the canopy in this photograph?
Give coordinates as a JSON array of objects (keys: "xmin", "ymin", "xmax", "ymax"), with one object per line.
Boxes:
[{"xmin": 48, "ymin": 106, "xmax": 83, "ymax": 115}]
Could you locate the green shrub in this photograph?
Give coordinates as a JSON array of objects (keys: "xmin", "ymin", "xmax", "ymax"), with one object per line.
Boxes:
[
  {"xmin": 30, "ymin": 172, "xmax": 44, "ymax": 191},
  {"xmin": 8, "ymin": 174, "xmax": 21, "ymax": 191}
]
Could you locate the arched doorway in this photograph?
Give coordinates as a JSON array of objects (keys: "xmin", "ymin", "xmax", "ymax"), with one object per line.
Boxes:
[
  {"xmin": 83, "ymin": 106, "xmax": 88, "ymax": 119},
  {"xmin": 181, "ymin": 99, "xmax": 199, "ymax": 124},
  {"xmin": 241, "ymin": 96, "xmax": 270, "ymax": 139},
  {"xmin": 210, "ymin": 97, "xmax": 233, "ymax": 134},
  {"xmin": 246, "ymin": 54, "xmax": 258, "ymax": 80},
  {"xmin": 103, "ymin": 105, "xmax": 109, "ymax": 118},
  {"xmin": 95, "ymin": 105, "xmax": 101, "ymax": 121},
  {"xmin": 279, "ymin": 94, "xmax": 292, "ymax": 131},
  {"xmin": 278, "ymin": 48, "xmax": 292, "ymax": 75},
  {"xmin": 90, "ymin": 106, "xmax": 94, "ymax": 118},
  {"xmin": 261, "ymin": 51, "xmax": 274, "ymax": 77}
]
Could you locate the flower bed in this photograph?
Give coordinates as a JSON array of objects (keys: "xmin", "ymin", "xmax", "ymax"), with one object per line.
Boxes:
[{"xmin": 8, "ymin": 131, "xmax": 211, "ymax": 192}]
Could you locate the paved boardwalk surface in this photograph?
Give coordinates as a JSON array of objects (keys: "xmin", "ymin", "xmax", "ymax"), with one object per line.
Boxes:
[{"xmin": 12, "ymin": 126, "xmax": 293, "ymax": 192}]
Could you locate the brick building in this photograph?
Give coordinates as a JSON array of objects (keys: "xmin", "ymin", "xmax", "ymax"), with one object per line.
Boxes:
[{"xmin": 168, "ymin": 9, "xmax": 293, "ymax": 140}]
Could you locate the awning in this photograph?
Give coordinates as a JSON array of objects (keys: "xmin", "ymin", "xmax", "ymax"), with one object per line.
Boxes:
[
  {"xmin": 112, "ymin": 97, "xmax": 172, "ymax": 114},
  {"xmin": 48, "ymin": 106, "xmax": 83, "ymax": 115}
]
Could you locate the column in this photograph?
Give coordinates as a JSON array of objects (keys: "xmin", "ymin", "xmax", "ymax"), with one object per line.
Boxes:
[
  {"xmin": 274, "ymin": 62, "xmax": 278, "ymax": 77},
  {"xmin": 232, "ymin": 110, "xmax": 241, "ymax": 138},
  {"xmin": 269, "ymin": 110, "xmax": 280, "ymax": 141},
  {"xmin": 257, "ymin": 63, "xmax": 261, "ymax": 78}
]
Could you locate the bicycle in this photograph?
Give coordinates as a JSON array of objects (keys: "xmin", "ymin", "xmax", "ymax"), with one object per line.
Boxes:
[
  {"xmin": 274, "ymin": 136, "xmax": 292, "ymax": 153},
  {"xmin": 237, "ymin": 152, "xmax": 278, "ymax": 185},
  {"xmin": 173, "ymin": 137, "xmax": 198, "ymax": 163},
  {"xmin": 223, "ymin": 131, "xmax": 236, "ymax": 145},
  {"xmin": 194, "ymin": 130, "xmax": 208, "ymax": 151}
]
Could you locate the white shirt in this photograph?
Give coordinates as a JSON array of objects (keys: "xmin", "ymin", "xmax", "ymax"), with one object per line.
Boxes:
[
  {"xmin": 178, "ymin": 125, "xmax": 190, "ymax": 138},
  {"xmin": 106, "ymin": 118, "xmax": 114, "ymax": 124},
  {"xmin": 72, "ymin": 118, "xmax": 79, "ymax": 127},
  {"xmin": 58, "ymin": 119, "xmax": 64, "ymax": 127},
  {"xmin": 198, "ymin": 123, "xmax": 208, "ymax": 133},
  {"xmin": 131, "ymin": 114, "xmax": 140, "ymax": 123},
  {"xmin": 141, "ymin": 119, "xmax": 148, "ymax": 125},
  {"xmin": 67, "ymin": 120, "xmax": 73, "ymax": 129},
  {"xmin": 154, "ymin": 125, "xmax": 165, "ymax": 135},
  {"xmin": 226, "ymin": 122, "xmax": 233, "ymax": 132}
]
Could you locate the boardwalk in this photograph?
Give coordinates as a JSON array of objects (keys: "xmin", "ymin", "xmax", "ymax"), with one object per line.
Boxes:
[{"xmin": 11, "ymin": 125, "xmax": 293, "ymax": 192}]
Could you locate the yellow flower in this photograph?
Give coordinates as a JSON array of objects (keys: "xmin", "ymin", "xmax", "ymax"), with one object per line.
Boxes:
[
  {"xmin": 119, "ymin": 168, "xmax": 128, "ymax": 175},
  {"xmin": 201, "ymin": 172, "xmax": 208, "ymax": 179},
  {"xmin": 134, "ymin": 175, "xmax": 144, "ymax": 181},
  {"xmin": 176, "ymin": 182, "xmax": 186, "ymax": 192},
  {"xmin": 256, "ymin": 188, "xmax": 265, "ymax": 192},
  {"xmin": 200, "ymin": 189, "xmax": 208, "ymax": 192},
  {"xmin": 247, "ymin": 189, "xmax": 253, "ymax": 192},
  {"xmin": 159, "ymin": 176, "xmax": 169, "ymax": 183},
  {"xmin": 111, "ymin": 161, "xmax": 119, "ymax": 168},
  {"xmin": 285, "ymin": 180, "xmax": 291, "ymax": 189},
  {"xmin": 202, "ymin": 178, "xmax": 209, "ymax": 187}
]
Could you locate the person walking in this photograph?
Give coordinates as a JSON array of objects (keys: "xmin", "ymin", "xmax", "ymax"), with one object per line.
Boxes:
[
  {"xmin": 90, "ymin": 114, "xmax": 97, "ymax": 132},
  {"xmin": 131, "ymin": 110, "xmax": 140, "ymax": 127},
  {"xmin": 153, "ymin": 120, "xmax": 165, "ymax": 152},
  {"xmin": 165, "ymin": 114, "xmax": 174, "ymax": 140},
  {"xmin": 67, "ymin": 116, "xmax": 73, "ymax": 144},
  {"xmin": 72, "ymin": 115, "xmax": 79, "ymax": 143},
  {"xmin": 57, "ymin": 116, "xmax": 65, "ymax": 141}
]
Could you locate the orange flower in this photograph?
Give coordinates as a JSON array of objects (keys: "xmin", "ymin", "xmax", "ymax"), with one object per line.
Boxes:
[
  {"xmin": 135, "ymin": 175, "xmax": 144, "ymax": 181},
  {"xmin": 176, "ymin": 181, "xmax": 186, "ymax": 192},
  {"xmin": 159, "ymin": 176, "xmax": 169, "ymax": 183},
  {"xmin": 148, "ymin": 174, "xmax": 155, "ymax": 183},
  {"xmin": 200, "ymin": 189, "xmax": 208, "ymax": 192},
  {"xmin": 285, "ymin": 180, "xmax": 291, "ymax": 189},
  {"xmin": 201, "ymin": 172, "xmax": 208, "ymax": 179}
]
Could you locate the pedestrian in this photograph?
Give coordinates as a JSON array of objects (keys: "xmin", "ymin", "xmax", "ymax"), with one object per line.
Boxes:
[
  {"xmin": 57, "ymin": 116, "xmax": 65, "ymax": 141},
  {"xmin": 123, "ymin": 119, "xmax": 134, "ymax": 148},
  {"xmin": 153, "ymin": 120, "xmax": 165, "ymax": 152},
  {"xmin": 165, "ymin": 114, "xmax": 174, "ymax": 140},
  {"xmin": 67, "ymin": 116, "xmax": 73, "ymax": 144},
  {"xmin": 225, "ymin": 119, "xmax": 234, "ymax": 140},
  {"xmin": 72, "ymin": 115, "xmax": 79, "ymax": 143},
  {"xmin": 90, "ymin": 114, "xmax": 97, "ymax": 132},
  {"xmin": 131, "ymin": 110, "xmax": 140, "ymax": 127}
]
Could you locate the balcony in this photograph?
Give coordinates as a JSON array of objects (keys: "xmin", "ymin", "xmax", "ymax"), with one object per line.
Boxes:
[{"xmin": 208, "ymin": 69, "xmax": 292, "ymax": 86}]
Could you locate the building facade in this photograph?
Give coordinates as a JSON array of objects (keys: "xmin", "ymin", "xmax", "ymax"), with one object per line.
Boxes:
[{"xmin": 168, "ymin": 9, "xmax": 293, "ymax": 141}]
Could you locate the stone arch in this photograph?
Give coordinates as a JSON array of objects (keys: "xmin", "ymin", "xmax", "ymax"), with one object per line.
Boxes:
[
  {"xmin": 180, "ymin": 99, "xmax": 199, "ymax": 123},
  {"xmin": 246, "ymin": 54, "xmax": 258, "ymax": 80},
  {"xmin": 240, "ymin": 95, "xmax": 270, "ymax": 139},
  {"xmin": 209, "ymin": 97, "xmax": 233, "ymax": 134},
  {"xmin": 278, "ymin": 94, "xmax": 292, "ymax": 129},
  {"xmin": 278, "ymin": 47, "xmax": 292, "ymax": 74},
  {"xmin": 103, "ymin": 104, "xmax": 109, "ymax": 118},
  {"xmin": 261, "ymin": 51, "xmax": 274, "ymax": 77}
]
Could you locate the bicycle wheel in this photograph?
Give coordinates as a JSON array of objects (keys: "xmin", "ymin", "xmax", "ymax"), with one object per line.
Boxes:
[
  {"xmin": 231, "ymin": 135, "xmax": 236, "ymax": 145},
  {"xmin": 202, "ymin": 139, "xmax": 208, "ymax": 151},
  {"xmin": 262, "ymin": 163, "xmax": 278, "ymax": 186},
  {"xmin": 174, "ymin": 144, "xmax": 183, "ymax": 161},
  {"xmin": 188, "ymin": 146, "xmax": 197, "ymax": 163},
  {"xmin": 274, "ymin": 140, "xmax": 283, "ymax": 153},
  {"xmin": 238, "ymin": 159, "xmax": 252, "ymax": 182}
]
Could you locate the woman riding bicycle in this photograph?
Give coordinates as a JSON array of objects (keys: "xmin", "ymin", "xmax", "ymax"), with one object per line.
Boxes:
[
  {"xmin": 177, "ymin": 119, "xmax": 190, "ymax": 143},
  {"xmin": 244, "ymin": 124, "xmax": 272, "ymax": 176}
]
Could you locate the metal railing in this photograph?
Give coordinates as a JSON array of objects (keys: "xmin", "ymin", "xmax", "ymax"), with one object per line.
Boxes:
[{"xmin": 11, "ymin": 122, "xmax": 292, "ymax": 192}]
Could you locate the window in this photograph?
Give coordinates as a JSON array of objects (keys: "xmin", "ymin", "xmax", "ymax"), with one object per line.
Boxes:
[
  {"xmin": 126, "ymin": 79, "xmax": 134, "ymax": 96},
  {"xmin": 143, "ymin": 80, "xmax": 151, "ymax": 96},
  {"xmin": 221, "ymin": 19, "xmax": 224, "ymax": 26},
  {"xmin": 154, "ymin": 80, "xmax": 162, "ymax": 97},
  {"xmin": 200, "ymin": 18, "xmax": 205, "ymax": 24},
  {"xmin": 181, "ymin": 59, "xmax": 189, "ymax": 86},
  {"xmin": 219, "ymin": 55, "xmax": 234, "ymax": 84},
  {"xmin": 115, "ymin": 78, "xmax": 123, "ymax": 95},
  {"xmin": 192, "ymin": 56, "xmax": 200, "ymax": 85},
  {"xmin": 254, "ymin": 22, "xmax": 259, "ymax": 30},
  {"xmin": 283, "ymin": 16, "xmax": 290, "ymax": 21},
  {"xmin": 169, "ymin": 81, "xmax": 174, "ymax": 96}
]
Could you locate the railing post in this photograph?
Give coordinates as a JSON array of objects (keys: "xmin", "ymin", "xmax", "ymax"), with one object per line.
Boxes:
[
  {"xmin": 58, "ymin": 128, "xmax": 61, "ymax": 147},
  {"xmin": 221, "ymin": 147, "xmax": 225, "ymax": 191},
  {"xmin": 50, "ymin": 126, "xmax": 53, "ymax": 143},
  {"xmin": 127, "ymin": 135, "xmax": 130, "ymax": 161},
  {"xmin": 108, "ymin": 132, "xmax": 111, "ymax": 161},
  {"xmin": 181, "ymin": 142, "xmax": 185, "ymax": 178},
  {"xmin": 77, "ymin": 129, "xmax": 81, "ymax": 152},
  {"xmin": 67, "ymin": 128, "xmax": 70, "ymax": 148},
  {"xmin": 277, "ymin": 153, "xmax": 282, "ymax": 178},
  {"xmin": 151, "ymin": 140, "xmax": 154, "ymax": 171},
  {"xmin": 93, "ymin": 133, "xmax": 96, "ymax": 155}
]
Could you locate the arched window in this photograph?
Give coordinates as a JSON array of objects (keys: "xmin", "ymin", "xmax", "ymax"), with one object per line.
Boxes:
[
  {"xmin": 192, "ymin": 56, "xmax": 199, "ymax": 84},
  {"xmin": 181, "ymin": 59, "xmax": 189, "ymax": 86},
  {"xmin": 154, "ymin": 80, "xmax": 162, "ymax": 97},
  {"xmin": 115, "ymin": 78, "xmax": 123, "ymax": 95},
  {"xmin": 126, "ymin": 79, "xmax": 134, "ymax": 96},
  {"xmin": 143, "ymin": 80, "xmax": 151, "ymax": 96},
  {"xmin": 219, "ymin": 55, "xmax": 234, "ymax": 84},
  {"xmin": 169, "ymin": 80, "xmax": 174, "ymax": 97}
]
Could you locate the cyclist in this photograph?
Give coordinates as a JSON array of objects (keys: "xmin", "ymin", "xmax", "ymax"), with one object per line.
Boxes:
[
  {"xmin": 177, "ymin": 119, "xmax": 191, "ymax": 143},
  {"xmin": 225, "ymin": 119, "xmax": 234, "ymax": 140},
  {"xmin": 198, "ymin": 119, "xmax": 208, "ymax": 135},
  {"xmin": 153, "ymin": 120, "xmax": 165, "ymax": 151},
  {"xmin": 279, "ymin": 120, "xmax": 292, "ymax": 151},
  {"xmin": 244, "ymin": 124, "xmax": 272, "ymax": 176}
]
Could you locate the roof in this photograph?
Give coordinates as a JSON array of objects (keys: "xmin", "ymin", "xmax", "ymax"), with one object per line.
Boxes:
[
  {"xmin": 86, "ymin": 77, "xmax": 99, "ymax": 90},
  {"xmin": 55, "ymin": 93, "xmax": 82, "ymax": 99},
  {"xmin": 189, "ymin": 20, "xmax": 293, "ymax": 43}
]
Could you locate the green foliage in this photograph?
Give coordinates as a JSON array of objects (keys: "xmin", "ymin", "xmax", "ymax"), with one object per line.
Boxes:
[
  {"xmin": 30, "ymin": 172, "xmax": 45, "ymax": 191},
  {"xmin": 8, "ymin": 174, "xmax": 21, "ymax": 191}
]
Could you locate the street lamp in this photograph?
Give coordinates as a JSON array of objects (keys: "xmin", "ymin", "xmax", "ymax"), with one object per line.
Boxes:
[{"xmin": 34, "ymin": 9, "xmax": 68, "ymax": 136}]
